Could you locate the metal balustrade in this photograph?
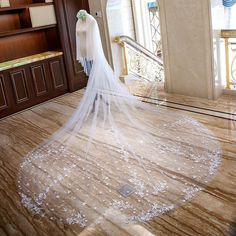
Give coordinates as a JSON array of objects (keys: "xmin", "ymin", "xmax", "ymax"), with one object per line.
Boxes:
[
  {"xmin": 114, "ymin": 35, "xmax": 164, "ymax": 82},
  {"xmin": 221, "ymin": 30, "xmax": 236, "ymax": 89}
]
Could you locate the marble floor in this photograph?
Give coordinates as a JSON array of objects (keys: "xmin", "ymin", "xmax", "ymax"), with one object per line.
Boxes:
[
  {"xmin": 0, "ymin": 85, "xmax": 235, "ymax": 236},
  {"xmin": 125, "ymin": 79, "xmax": 236, "ymax": 115}
]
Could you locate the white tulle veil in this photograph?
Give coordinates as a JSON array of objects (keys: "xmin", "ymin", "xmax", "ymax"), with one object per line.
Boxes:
[{"xmin": 18, "ymin": 13, "xmax": 221, "ymax": 228}]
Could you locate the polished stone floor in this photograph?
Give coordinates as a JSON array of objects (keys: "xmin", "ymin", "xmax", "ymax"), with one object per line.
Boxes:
[{"xmin": 0, "ymin": 83, "xmax": 235, "ymax": 236}]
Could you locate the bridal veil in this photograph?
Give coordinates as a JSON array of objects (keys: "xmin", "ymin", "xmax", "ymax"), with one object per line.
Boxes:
[{"xmin": 18, "ymin": 13, "xmax": 221, "ymax": 227}]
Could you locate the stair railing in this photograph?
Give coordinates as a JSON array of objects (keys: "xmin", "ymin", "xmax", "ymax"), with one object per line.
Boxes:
[{"xmin": 114, "ymin": 35, "xmax": 164, "ymax": 82}]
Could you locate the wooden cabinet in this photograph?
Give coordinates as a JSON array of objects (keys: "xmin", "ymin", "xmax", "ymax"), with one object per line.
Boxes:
[
  {"xmin": 0, "ymin": 0, "xmax": 89, "ymax": 118},
  {"xmin": 0, "ymin": 57, "xmax": 67, "ymax": 118}
]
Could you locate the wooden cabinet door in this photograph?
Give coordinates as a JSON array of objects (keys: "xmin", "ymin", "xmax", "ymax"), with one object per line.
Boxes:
[
  {"xmin": 0, "ymin": 72, "xmax": 13, "ymax": 118},
  {"xmin": 30, "ymin": 62, "xmax": 52, "ymax": 99},
  {"xmin": 54, "ymin": 0, "xmax": 89, "ymax": 92},
  {"xmin": 10, "ymin": 68, "xmax": 34, "ymax": 107},
  {"xmin": 48, "ymin": 57, "xmax": 68, "ymax": 95}
]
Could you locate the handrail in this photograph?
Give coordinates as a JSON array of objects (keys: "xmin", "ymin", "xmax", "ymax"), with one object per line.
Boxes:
[
  {"xmin": 221, "ymin": 29, "xmax": 236, "ymax": 38},
  {"xmin": 114, "ymin": 35, "xmax": 163, "ymax": 66}
]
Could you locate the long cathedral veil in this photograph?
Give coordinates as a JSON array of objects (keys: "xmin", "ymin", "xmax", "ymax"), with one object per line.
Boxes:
[{"xmin": 18, "ymin": 13, "xmax": 221, "ymax": 227}]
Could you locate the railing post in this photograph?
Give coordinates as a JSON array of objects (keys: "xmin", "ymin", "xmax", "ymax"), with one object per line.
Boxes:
[
  {"xmin": 224, "ymin": 38, "xmax": 231, "ymax": 89},
  {"xmin": 123, "ymin": 42, "xmax": 129, "ymax": 76},
  {"xmin": 113, "ymin": 37, "xmax": 129, "ymax": 76}
]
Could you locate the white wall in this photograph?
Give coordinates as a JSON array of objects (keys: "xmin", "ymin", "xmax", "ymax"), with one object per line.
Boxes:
[
  {"xmin": 106, "ymin": 0, "xmax": 135, "ymax": 40},
  {"xmin": 115, "ymin": 0, "xmax": 135, "ymax": 39}
]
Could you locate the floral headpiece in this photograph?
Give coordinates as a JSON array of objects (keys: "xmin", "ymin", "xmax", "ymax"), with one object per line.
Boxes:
[{"xmin": 77, "ymin": 10, "xmax": 87, "ymax": 21}]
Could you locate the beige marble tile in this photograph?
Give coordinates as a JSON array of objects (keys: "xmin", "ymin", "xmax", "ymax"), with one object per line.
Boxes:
[{"xmin": 125, "ymin": 79, "xmax": 236, "ymax": 115}]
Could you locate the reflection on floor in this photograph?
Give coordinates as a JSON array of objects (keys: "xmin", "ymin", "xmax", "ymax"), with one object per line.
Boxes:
[
  {"xmin": 125, "ymin": 78, "xmax": 236, "ymax": 114},
  {"xmin": 0, "ymin": 83, "xmax": 235, "ymax": 236}
]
